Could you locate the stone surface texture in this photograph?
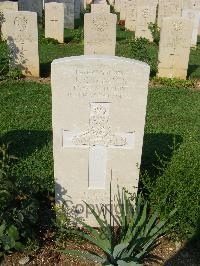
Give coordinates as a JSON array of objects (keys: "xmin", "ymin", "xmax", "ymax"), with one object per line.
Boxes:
[
  {"xmin": 84, "ymin": 12, "xmax": 117, "ymax": 55},
  {"xmin": 5, "ymin": 11, "xmax": 39, "ymax": 77},
  {"xmin": 45, "ymin": 2, "xmax": 64, "ymax": 43},
  {"xmin": 135, "ymin": 3, "xmax": 157, "ymax": 41},
  {"xmin": 157, "ymin": 0, "xmax": 182, "ymax": 27},
  {"xmin": 52, "ymin": 55, "xmax": 150, "ymax": 226},
  {"xmin": 158, "ymin": 17, "xmax": 193, "ymax": 79},
  {"xmin": 182, "ymin": 8, "xmax": 200, "ymax": 46},
  {"xmin": 91, "ymin": 3, "xmax": 110, "ymax": 13}
]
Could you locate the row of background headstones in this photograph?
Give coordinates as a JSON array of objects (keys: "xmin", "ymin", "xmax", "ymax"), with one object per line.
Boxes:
[
  {"xmin": 112, "ymin": 0, "xmax": 200, "ymax": 79},
  {"xmin": 0, "ymin": 0, "xmax": 199, "ymax": 80},
  {"xmin": 72, "ymin": 0, "xmax": 200, "ymax": 80},
  {"xmin": 0, "ymin": 0, "xmax": 86, "ymax": 77},
  {"xmin": 0, "ymin": 0, "xmax": 84, "ymax": 28}
]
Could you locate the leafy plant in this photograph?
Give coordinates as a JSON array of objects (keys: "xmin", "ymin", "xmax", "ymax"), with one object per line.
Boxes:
[
  {"xmin": 0, "ymin": 41, "xmax": 23, "ymax": 80},
  {"xmin": 0, "ymin": 222, "xmax": 24, "ymax": 257},
  {"xmin": 0, "ymin": 41, "xmax": 9, "ymax": 80},
  {"xmin": 72, "ymin": 29, "xmax": 83, "ymax": 43},
  {"xmin": 61, "ymin": 189, "xmax": 175, "ymax": 265},
  {"xmin": 130, "ymin": 38, "xmax": 158, "ymax": 76},
  {"xmin": 6, "ymin": 69, "xmax": 23, "ymax": 80},
  {"xmin": 53, "ymin": 204, "xmax": 83, "ymax": 247},
  {"xmin": 39, "ymin": 32, "xmax": 59, "ymax": 45},
  {"xmin": 148, "ymin": 23, "xmax": 160, "ymax": 45},
  {"xmin": 0, "ymin": 143, "xmax": 52, "ymax": 255},
  {"xmin": 151, "ymin": 77, "xmax": 196, "ymax": 89}
]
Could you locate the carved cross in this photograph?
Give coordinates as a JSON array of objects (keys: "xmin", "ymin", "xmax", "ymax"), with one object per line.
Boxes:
[{"xmin": 63, "ymin": 103, "xmax": 135, "ymax": 189}]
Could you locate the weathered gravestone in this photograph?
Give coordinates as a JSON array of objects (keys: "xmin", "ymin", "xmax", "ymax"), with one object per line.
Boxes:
[
  {"xmin": 157, "ymin": 0, "xmax": 182, "ymax": 27},
  {"xmin": 18, "ymin": 0, "xmax": 43, "ymax": 18},
  {"xmin": 93, "ymin": 0, "xmax": 107, "ymax": 3},
  {"xmin": 114, "ymin": 0, "xmax": 121, "ymax": 12},
  {"xmin": 135, "ymin": 3, "xmax": 157, "ymax": 41},
  {"xmin": 189, "ymin": 3, "xmax": 200, "ymax": 35},
  {"xmin": 182, "ymin": 9, "xmax": 200, "ymax": 46},
  {"xmin": 91, "ymin": 3, "xmax": 110, "ymax": 13},
  {"xmin": 45, "ymin": 2, "xmax": 64, "ymax": 43},
  {"xmin": 84, "ymin": 0, "xmax": 92, "ymax": 9},
  {"xmin": 191, "ymin": 0, "xmax": 200, "ymax": 8},
  {"xmin": 74, "ymin": 0, "xmax": 80, "ymax": 19},
  {"xmin": 120, "ymin": 0, "xmax": 135, "ymax": 21},
  {"xmin": 4, "ymin": 11, "xmax": 39, "ymax": 77},
  {"xmin": 51, "ymin": 55, "xmax": 150, "ymax": 226},
  {"xmin": 158, "ymin": 17, "xmax": 192, "ymax": 79},
  {"xmin": 182, "ymin": 0, "xmax": 193, "ymax": 8},
  {"xmin": 108, "ymin": 0, "xmax": 114, "ymax": 5},
  {"xmin": 0, "ymin": 1, "xmax": 18, "ymax": 40},
  {"xmin": 84, "ymin": 12, "xmax": 117, "ymax": 55},
  {"xmin": 125, "ymin": 0, "xmax": 136, "ymax": 31},
  {"xmin": 46, "ymin": 0, "xmax": 74, "ymax": 29},
  {"xmin": 0, "ymin": 1, "xmax": 18, "ymax": 11}
]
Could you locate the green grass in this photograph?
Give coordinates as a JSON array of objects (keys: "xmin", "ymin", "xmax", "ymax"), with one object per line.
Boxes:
[
  {"xmin": 0, "ymin": 81, "xmax": 53, "ymax": 192},
  {"xmin": 39, "ymin": 27, "xmax": 84, "ymax": 77},
  {"xmin": 141, "ymin": 87, "xmax": 200, "ymax": 239},
  {"xmin": 188, "ymin": 44, "xmax": 200, "ymax": 78},
  {"xmin": 0, "ymin": 81, "xmax": 200, "ymax": 240},
  {"xmin": 1, "ymin": 20, "xmax": 200, "ymax": 240}
]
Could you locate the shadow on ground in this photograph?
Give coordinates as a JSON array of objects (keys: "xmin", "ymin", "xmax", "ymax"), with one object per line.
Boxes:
[
  {"xmin": 164, "ymin": 237, "xmax": 200, "ymax": 265},
  {"xmin": 141, "ymin": 133, "xmax": 183, "ymax": 178},
  {"xmin": 187, "ymin": 64, "xmax": 200, "ymax": 77},
  {"xmin": 1, "ymin": 129, "xmax": 52, "ymax": 158},
  {"xmin": 40, "ymin": 62, "xmax": 52, "ymax": 77}
]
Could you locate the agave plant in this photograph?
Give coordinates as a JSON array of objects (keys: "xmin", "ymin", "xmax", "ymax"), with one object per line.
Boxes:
[{"xmin": 61, "ymin": 189, "xmax": 176, "ymax": 265}]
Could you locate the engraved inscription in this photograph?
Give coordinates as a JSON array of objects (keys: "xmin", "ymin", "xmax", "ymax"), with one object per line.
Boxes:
[
  {"xmin": 66, "ymin": 68, "xmax": 131, "ymax": 99},
  {"xmin": 14, "ymin": 16, "xmax": 33, "ymax": 42},
  {"xmin": 72, "ymin": 103, "xmax": 126, "ymax": 147},
  {"xmin": 166, "ymin": 22, "xmax": 186, "ymax": 47}
]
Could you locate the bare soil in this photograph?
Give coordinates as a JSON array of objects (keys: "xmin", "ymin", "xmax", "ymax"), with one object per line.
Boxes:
[{"xmin": 1, "ymin": 237, "xmax": 200, "ymax": 266}]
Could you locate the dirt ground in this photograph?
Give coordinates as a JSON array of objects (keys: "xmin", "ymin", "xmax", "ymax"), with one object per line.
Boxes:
[{"xmin": 1, "ymin": 236, "xmax": 200, "ymax": 266}]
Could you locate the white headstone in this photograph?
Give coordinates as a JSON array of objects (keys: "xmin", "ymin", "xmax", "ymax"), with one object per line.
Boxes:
[
  {"xmin": 45, "ymin": 0, "xmax": 74, "ymax": 28},
  {"xmin": 91, "ymin": 3, "xmax": 110, "ymax": 13},
  {"xmin": 114, "ymin": 0, "xmax": 121, "ymax": 12},
  {"xmin": 157, "ymin": 0, "xmax": 182, "ymax": 27},
  {"xmin": 0, "ymin": 1, "xmax": 18, "ymax": 40},
  {"xmin": 84, "ymin": 12, "xmax": 117, "ymax": 55},
  {"xmin": 94, "ymin": 0, "xmax": 107, "ymax": 3},
  {"xmin": 135, "ymin": 3, "xmax": 157, "ymax": 41},
  {"xmin": 4, "ymin": 11, "xmax": 39, "ymax": 77},
  {"xmin": 51, "ymin": 55, "xmax": 150, "ymax": 226},
  {"xmin": 0, "ymin": 1, "xmax": 18, "ymax": 11},
  {"xmin": 120, "ymin": 0, "xmax": 135, "ymax": 20},
  {"xmin": 125, "ymin": 0, "xmax": 137, "ymax": 31},
  {"xmin": 182, "ymin": 9, "xmax": 200, "ymax": 46},
  {"xmin": 45, "ymin": 2, "xmax": 64, "ymax": 43},
  {"xmin": 158, "ymin": 17, "xmax": 193, "ymax": 79},
  {"xmin": 182, "ymin": 0, "xmax": 193, "ymax": 8}
]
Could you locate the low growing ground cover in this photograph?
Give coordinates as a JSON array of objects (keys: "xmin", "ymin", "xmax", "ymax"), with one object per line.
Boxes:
[
  {"xmin": 0, "ymin": 80, "xmax": 200, "ymax": 242},
  {"xmin": 0, "ymin": 12, "xmax": 200, "ymax": 265}
]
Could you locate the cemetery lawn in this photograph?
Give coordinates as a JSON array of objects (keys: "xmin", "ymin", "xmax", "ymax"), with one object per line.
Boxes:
[
  {"xmin": 0, "ymin": 80, "xmax": 200, "ymax": 264},
  {"xmin": 1, "ymin": 22, "xmax": 200, "ymax": 264}
]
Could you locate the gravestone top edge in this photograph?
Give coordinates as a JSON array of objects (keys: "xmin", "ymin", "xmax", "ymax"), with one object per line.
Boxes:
[
  {"xmin": 45, "ymin": 2, "xmax": 64, "ymax": 5},
  {"xmin": 51, "ymin": 55, "xmax": 150, "ymax": 70},
  {"xmin": 5, "ymin": 10, "xmax": 38, "ymax": 15}
]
